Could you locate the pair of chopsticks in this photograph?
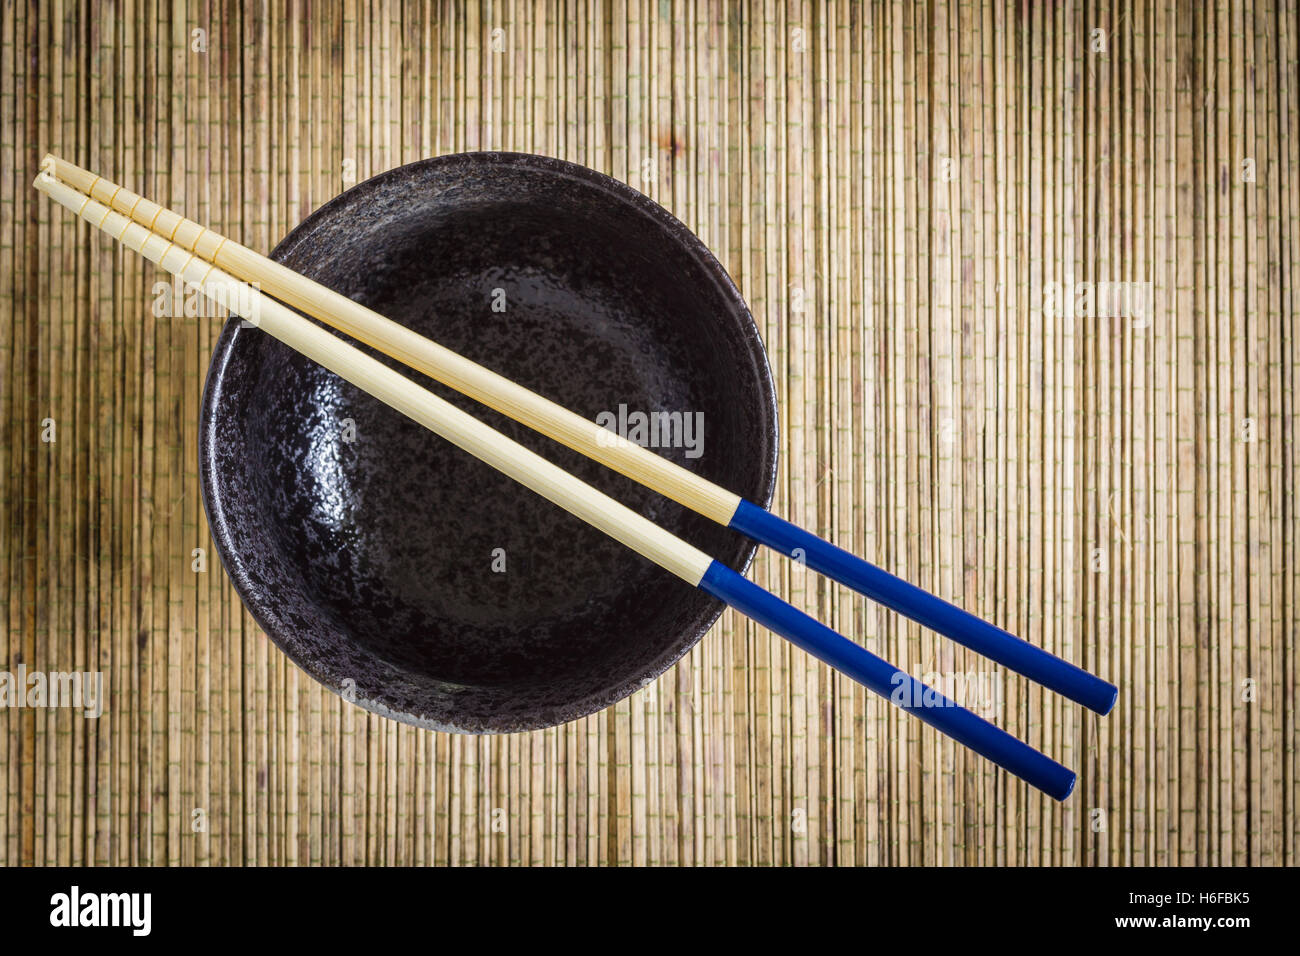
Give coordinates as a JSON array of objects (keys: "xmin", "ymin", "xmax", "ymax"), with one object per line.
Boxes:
[{"xmin": 35, "ymin": 154, "xmax": 1115, "ymax": 800}]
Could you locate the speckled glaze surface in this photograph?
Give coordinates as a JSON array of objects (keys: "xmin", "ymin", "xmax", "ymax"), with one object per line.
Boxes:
[{"xmin": 199, "ymin": 152, "xmax": 778, "ymax": 733}]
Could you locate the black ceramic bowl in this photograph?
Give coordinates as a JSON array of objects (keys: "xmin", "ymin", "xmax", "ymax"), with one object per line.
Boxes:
[{"xmin": 200, "ymin": 152, "xmax": 778, "ymax": 732}]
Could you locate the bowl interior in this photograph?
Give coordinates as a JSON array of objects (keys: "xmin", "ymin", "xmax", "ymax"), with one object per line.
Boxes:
[{"xmin": 201, "ymin": 152, "xmax": 777, "ymax": 732}]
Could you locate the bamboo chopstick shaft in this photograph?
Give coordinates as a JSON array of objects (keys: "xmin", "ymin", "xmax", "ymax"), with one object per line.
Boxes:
[
  {"xmin": 42, "ymin": 154, "xmax": 744, "ymax": 527},
  {"xmin": 33, "ymin": 169, "xmax": 716, "ymax": 587}
]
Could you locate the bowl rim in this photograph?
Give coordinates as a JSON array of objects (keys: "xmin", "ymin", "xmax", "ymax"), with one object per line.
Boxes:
[{"xmin": 199, "ymin": 150, "xmax": 780, "ymax": 732}]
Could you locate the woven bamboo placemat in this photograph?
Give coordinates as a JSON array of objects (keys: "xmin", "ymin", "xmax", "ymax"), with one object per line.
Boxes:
[{"xmin": 1, "ymin": 0, "xmax": 1296, "ymax": 865}]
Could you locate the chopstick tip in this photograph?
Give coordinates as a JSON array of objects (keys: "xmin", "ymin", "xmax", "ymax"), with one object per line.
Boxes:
[
  {"xmin": 1057, "ymin": 771, "xmax": 1077, "ymax": 801},
  {"xmin": 34, "ymin": 152, "xmax": 59, "ymax": 191}
]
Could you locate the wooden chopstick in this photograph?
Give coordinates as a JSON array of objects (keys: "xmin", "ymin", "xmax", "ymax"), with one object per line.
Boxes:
[
  {"xmin": 41, "ymin": 153, "xmax": 1117, "ymax": 717},
  {"xmin": 34, "ymin": 164, "xmax": 1081, "ymax": 801}
]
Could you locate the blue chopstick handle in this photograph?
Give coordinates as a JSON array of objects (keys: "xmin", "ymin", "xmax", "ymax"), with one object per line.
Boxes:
[
  {"xmin": 700, "ymin": 561, "xmax": 1075, "ymax": 800},
  {"xmin": 729, "ymin": 499, "xmax": 1117, "ymax": 716}
]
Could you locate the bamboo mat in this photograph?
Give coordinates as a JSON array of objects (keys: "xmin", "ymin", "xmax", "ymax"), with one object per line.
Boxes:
[{"xmin": 1, "ymin": 0, "xmax": 1297, "ymax": 866}]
